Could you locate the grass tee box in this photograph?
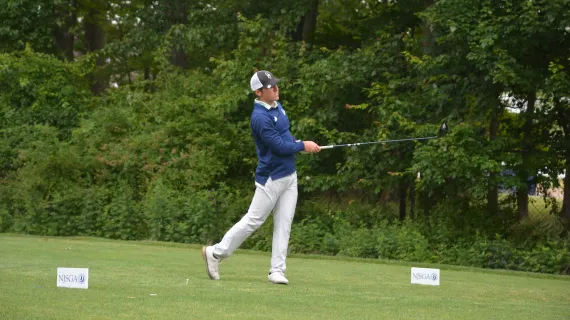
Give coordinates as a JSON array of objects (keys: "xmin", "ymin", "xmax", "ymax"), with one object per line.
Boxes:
[{"xmin": 0, "ymin": 234, "xmax": 569, "ymax": 320}]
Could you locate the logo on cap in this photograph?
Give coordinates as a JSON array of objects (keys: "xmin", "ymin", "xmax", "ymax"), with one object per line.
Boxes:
[{"xmin": 265, "ymin": 71, "xmax": 272, "ymax": 79}]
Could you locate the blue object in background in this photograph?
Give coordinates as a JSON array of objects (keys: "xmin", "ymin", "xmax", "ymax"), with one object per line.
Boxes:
[{"xmin": 498, "ymin": 169, "xmax": 536, "ymax": 195}]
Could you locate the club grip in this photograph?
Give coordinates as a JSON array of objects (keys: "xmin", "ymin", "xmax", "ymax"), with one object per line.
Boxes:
[{"xmin": 320, "ymin": 145, "xmax": 334, "ymax": 149}]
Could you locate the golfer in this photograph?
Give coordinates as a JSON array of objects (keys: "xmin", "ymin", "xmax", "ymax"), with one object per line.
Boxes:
[{"xmin": 202, "ymin": 70, "xmax": 320, "ymax": 284}]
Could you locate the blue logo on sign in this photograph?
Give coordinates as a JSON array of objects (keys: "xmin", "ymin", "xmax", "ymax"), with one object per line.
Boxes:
[
  {"xmin": 78, "ymin": 274, "xmax": 85, "ymax": 284},
  {"xmin": 431, "ymin": 273, "xmax": 437, "ymax": 281}
]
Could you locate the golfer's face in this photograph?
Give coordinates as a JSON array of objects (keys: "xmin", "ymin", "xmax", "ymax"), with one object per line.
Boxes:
[{"xmin": 260, "ymin": 85, "xmax": 279, "ymax": 102}]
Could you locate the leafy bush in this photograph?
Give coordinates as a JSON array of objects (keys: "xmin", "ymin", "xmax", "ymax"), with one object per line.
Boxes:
[
  {"xmin": 506, "ymin": 214, "xmax": 567, "ymax": 248},
  {"xmin": 376, "ymin": 220, "xmax": 432, "ymax": 262},
  {"xmin": 288, "ymin": 218, "xmax": 330, "ymax": 254},
  {"xmin": 240, "ymin": 209, "xmax": 570, "ymax": 275},
  {"xmin": 340, "ymin": 227, "xmax": 380, "ymax": 259},
  {"xmin": 0, "ymin": 49, "xmax": 90, "ymax": 139},
  {"xmin": 100, "ymin": 182, "xmax": 147, "ymax": 240}
]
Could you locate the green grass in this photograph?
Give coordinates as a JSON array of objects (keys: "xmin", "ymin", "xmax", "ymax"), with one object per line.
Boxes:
[
  {"xmin": 1, "ymin": 234, "xmax": 569, "ymax": 320},
  {"xmin": 527, "ymin": 195, "xmax": 563, "ymax": 217}
]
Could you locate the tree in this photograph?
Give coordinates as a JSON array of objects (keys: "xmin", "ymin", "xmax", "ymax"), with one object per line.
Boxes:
[
  {"xmin": 54, "ymin": 0, "xmax": 78, "ymax": 62},
  {"xmin": 422, "ymin": 0, "xmax": 570, "ymax": 221},
  {"xmin": 0, "ymin": 0, "xmax": 69, "ymax": 57},
  {"xmin": 291, "ymin": 0, "xmax": 319, "ymax": 42},
  {"xmin": 81, "ymin": 0, "xmax": 108, "ymax": 94},
  {"xmin": 547, "ymin": 61, "xmax": 570, "ymax": 221}
]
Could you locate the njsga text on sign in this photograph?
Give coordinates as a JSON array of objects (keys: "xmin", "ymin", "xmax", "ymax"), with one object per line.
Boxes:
[
  {"xmin": 411, "ymin": 267, "xmax": 440, "ymax": 286},
  {"xmin": 57, "ymin": 268, "xmax": 89, "ymax": 289}
]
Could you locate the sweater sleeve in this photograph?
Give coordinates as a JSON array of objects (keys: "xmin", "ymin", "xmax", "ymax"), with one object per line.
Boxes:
[{"xmin": 252, "ymin": 115, "xmax": 305, "ymax": 156}]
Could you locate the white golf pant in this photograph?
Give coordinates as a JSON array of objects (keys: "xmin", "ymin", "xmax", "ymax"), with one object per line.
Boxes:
[{"xmin": 213, "ymin": 172, "xmax": 298, "ymax": 274}]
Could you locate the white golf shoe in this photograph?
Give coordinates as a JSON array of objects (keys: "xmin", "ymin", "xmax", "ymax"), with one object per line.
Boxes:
[
  {"xmin": 201, "ymin": 246, "xmax": 220, "ymax": 280},
  {"xmin": 268, "ymin": 272, "xmax": 289, "ymax": 285}
]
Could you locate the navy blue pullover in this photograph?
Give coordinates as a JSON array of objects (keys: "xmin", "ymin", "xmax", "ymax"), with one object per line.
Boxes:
[{"xmin": 250, "ymin": 101, "xmax": 305, "ymax": 185}]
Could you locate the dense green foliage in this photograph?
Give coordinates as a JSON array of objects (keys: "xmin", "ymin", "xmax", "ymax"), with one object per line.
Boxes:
[{"xmin": 1, "ymin": 0, "xmax": 569, "ymax": 274}]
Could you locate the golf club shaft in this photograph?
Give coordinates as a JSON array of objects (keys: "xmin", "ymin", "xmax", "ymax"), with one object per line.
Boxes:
[{"xmin": 320, "ymin": 136, "xmax": 439, "ymax": 149}]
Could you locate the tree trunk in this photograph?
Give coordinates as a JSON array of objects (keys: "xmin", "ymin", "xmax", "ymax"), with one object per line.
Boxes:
[
  {"xmin": 554, "ymin": 99, "xmax": 569, "ymax": 222},
  {"xmin": 562, "ymin": 161, "xmax": 570, "ymax": 221},
  {"xmin": 84, "ymin": 1, "xmax": 106, "ymax": 95},
  {"xmin": 54, "ymin": 0, "xmax": 77, "ymax": 62},
  {"xmin": 399, "ymin": 183, "xmax": 407, "ymax": 221},
  {"xmin": 144, "ymin": 67, "xmax": 151, "ymax": 81},
  {"xmin": 410, "ymin": 180, "xmax": 416, "ymax": 219},
  {"xmin": 292, "ymin": 0, "xmax": 319, "ymax": 42},
  {"xmin": 422, "ymin": 191, "xmax": 432, "ymax": 221},
  {"xmin": 516, "ymin": 187, "xmax": 529, "ymax": 220},
  {"xmin": 487, "ymin": 99, "xmax": 499, "ymax": 216},
  {"xmin": 164, "ymin": 1, "xmax": 189, "ymax": 68},
  {"xmin": 170, "ymin": 50, "xmax": 188, "ymax": 69},
  {"xmin": 84, "ymin": 7, "xmax": 105, "ymax": 50},
  {"xmin": 517, "ymin": 92, "xmax": 536, "ymax": 220},
  {"xmin": 422, "ymin": 0, "xmax": 435, "ymax": 55}
]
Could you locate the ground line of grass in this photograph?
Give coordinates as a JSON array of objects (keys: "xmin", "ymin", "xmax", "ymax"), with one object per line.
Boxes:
[{"xmin": 1, "ymin": 232, "xmax": 568, "ymax": 281}]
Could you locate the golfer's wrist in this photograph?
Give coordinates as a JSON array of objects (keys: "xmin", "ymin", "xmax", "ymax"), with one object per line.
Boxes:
[{"xmin": 296, "ymin": 140, "xmax": 305, "ymax": 152}]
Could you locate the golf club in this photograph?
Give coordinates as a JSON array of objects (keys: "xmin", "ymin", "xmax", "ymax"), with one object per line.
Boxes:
[{"xmin": 316, "ymin": 121, "xmax": 448, "ymax": 150}]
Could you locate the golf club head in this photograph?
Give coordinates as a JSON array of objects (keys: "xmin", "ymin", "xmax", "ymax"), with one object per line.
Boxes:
[{"xmin": 438, "ymin": 121, "xmax": 448, "ymax": 137}]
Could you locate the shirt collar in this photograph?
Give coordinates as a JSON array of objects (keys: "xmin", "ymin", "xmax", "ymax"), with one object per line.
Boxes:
[{"xmin": 255, "ymin": 99, "xmax": 277, "ymax": 110}]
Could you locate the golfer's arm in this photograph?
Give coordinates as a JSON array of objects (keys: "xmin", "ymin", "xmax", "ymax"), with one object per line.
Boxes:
[{"xmin": 253, "ymin": 116, "xmax": 305, "ymax": 156}]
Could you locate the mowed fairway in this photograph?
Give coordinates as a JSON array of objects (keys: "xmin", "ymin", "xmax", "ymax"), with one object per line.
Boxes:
[{"xmin": 0, "ymin": 234, "xmax": 568, "ymax": 320}]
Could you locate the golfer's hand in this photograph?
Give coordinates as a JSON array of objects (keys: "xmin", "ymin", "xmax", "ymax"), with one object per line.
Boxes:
[{"xmin": 303, "ymin": 141, "xmax": 321, "ymax": 153}]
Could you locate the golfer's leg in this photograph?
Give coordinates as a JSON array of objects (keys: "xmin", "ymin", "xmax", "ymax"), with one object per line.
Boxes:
[
  {"xmin": 270, "ymin": 174, "xmax": 298, "ymax": 274},
  {"xmin": 213, "ymin": 182, "xmax": 276, "ymax": 259}
]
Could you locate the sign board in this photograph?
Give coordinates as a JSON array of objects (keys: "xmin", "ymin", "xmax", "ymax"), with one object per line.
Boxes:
[
  {"xmin": 57, "ymin": 268, "xmax": 89, "ymax": 289},
  {"xmin": 411, "ymin": 267, "xmax": 440, "ymax": 286}
]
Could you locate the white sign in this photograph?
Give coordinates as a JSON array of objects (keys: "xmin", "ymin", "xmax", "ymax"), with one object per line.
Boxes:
[
  {"xmin": 57, "ymin": 268, "xmax": 89, "ymax": 289},
  {"xmin": 411, "ymin": 267, "xmax": 440, "ymax": 286}
]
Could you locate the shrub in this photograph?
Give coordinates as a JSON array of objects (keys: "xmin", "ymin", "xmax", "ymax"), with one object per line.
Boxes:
[
  {"xmin": 0, "ymin": 49, "xmax": 90, "ymax": 139},
  {"xmin": 337, "ymin": 225, "xmax": 380, "ymax": 259},
  {"xmin": 289, "ymin": 218, "xmax": 331, "ymax": 254},
  {"xmin": 376, "ymin": 220, "xmax": 432, "ymax": 262}
]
